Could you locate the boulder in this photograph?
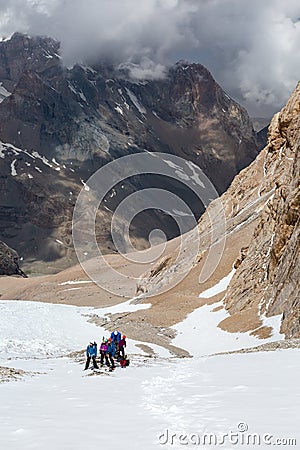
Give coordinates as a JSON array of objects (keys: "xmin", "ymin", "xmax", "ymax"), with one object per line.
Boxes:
[{"xmin": 0, "ymin": 240, "xmax": 27, "ymax": 277}]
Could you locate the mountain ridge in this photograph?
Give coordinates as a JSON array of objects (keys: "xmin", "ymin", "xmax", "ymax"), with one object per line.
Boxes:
[{"xmin": 0, "ymin": 32, "xmax": 260, "ymax": 273}]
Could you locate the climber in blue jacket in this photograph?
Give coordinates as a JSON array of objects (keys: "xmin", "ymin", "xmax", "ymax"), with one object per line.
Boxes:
[
  {"xmin": 110, "ymin": 330, "xmax": 122, "ymax": 344},
  {"xmin": 106, "ymin": 338, "xmax": 116, "ymax": 368},
  {"xmin": 84, "ymin": 341, "xmax": 99, "ymax": 370}
]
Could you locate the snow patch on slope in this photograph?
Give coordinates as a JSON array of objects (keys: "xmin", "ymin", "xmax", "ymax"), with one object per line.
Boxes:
[
  {"xmin": 11, "ymin": 159, "xmax": 17, "ymax": 176},
  {"xmin": 114, "ymin": 105, "xmax": 124, "ymax": 115},
  {"xmin": 261, "ymin": 313, "xmax": 284, "ymax": 340},
  {"xmin": 0, "ymin": 141, "xmax": 66, "ymax": 174},
  {"xmin": 32, "ymin": 151, "xmax": 53, "ymax": 168},
  {"xmin": 126, "ymin": 88, "xmax": 146, "ymax": 115},
  {"xmin": 0, "ymin": 82, "xmax": 11, "ymax": 103},
  {"xmin": 93, "ymin": 298, "xmax": 151, "ymax": 319},
  {"xmin": 172, "ymin": 300, "xmax": 283, "ymax": 357},
  {"xmin": 199, "ymin": 268, "xmax": 236, "ymax": 298}
]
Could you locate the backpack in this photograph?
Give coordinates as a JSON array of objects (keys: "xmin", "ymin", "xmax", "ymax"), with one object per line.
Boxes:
[{"xmin": 120, "ymin": 358, "xmax": 130, "ymax": 368}]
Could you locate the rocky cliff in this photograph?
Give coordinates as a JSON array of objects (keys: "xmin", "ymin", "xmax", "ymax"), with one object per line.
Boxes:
[
  {"xmin": 224, "ymin": 82, "xmax": 300, "ymax": 338},
  {"xmin": 0, "ymin": 240, "xmax": 26, "ymax": 277},
  {"xmin": 0, "ymin": 33, "xmax": 259, "ymax": 273}
]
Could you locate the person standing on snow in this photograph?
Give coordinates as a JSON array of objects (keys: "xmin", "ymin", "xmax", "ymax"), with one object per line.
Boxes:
[
  {"xmin": 84, "ymin": 341, "xmax": 99, "ymax": 370},
  {"xmin": 111, "ymin": 330, "xmax": 121, "ymax": 355},
  {"xmin": 106, "ymin": 338, "xmax": 116, "ymax": 369},
  {"xmin": 118, "ymin": 335, "xmax": 127, "ymax": 359},
  {"xmin": 100, "ymin": 338, "xmax": 110, "ymax": 366}
]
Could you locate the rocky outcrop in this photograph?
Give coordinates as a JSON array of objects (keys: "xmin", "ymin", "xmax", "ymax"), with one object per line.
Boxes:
[
  {"xmin": 0, "ymin": 240, "xmax": 27, "ymax": 277},
  {"xmin": 0, "ymin": 33, "xmax": 260, "ymax": 273},
  {"xmin": 0, "ymin": 366, "xmax": 27, "ymax": 383},
  {"xmin": 223, "ymin": 83, "xmax": 300, "ymax": 338}
]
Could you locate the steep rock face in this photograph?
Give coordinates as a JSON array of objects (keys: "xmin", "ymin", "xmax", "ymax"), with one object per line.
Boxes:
[
  {"xmin": 0, "ymin": 240, "xmax": 26, "ymax": 277},
  {"xmin": 0, "ymin": 33, "xmax": 259, "ymax": 272},
  {"xmin": 224, "ymin": 83, "xmax": 300, "ymax": 338},
  {"xmin": 122, "ymin": 62, "xmax": 258, "ymax": 190}
]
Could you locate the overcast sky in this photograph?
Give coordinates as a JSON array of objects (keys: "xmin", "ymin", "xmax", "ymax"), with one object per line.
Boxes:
[{"xmin": 0, "ymin": 0, "xmax": 299, "ymax": 116}]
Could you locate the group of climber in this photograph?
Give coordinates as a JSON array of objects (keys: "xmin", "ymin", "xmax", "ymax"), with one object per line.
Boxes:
[{"xmin": 84, "ymin": 330, "xmax": 129, "ymax": 371}]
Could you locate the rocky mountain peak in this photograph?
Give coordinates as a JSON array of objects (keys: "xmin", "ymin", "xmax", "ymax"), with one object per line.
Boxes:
[
  {"xmin": 0, "ymin": 33, "xmax": 261, "ymax": 274},
  {"xmin": 0, "ymin": 32, "xmax": 61, "ymax": 83}
]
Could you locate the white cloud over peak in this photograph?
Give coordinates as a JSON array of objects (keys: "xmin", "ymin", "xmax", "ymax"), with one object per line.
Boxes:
[{"xmin": 0, "ymin": 0, "xmax": 299, "ymax": 116}]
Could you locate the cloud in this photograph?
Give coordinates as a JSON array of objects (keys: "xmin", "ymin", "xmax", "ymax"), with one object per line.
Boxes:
[
  {"xmin": 0, "ymin": 0, "xmax": 299, "ymax": 116},
  {"xmin": 118, "ymin": 58, "xmax": 168, "ymax": 81}
]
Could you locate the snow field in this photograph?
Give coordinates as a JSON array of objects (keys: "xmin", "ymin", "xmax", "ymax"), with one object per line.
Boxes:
[
  {"xmin": 1, "ymin": 347, "xmax": 299, "ymax": 450},
  {"xmin": 0, "ymin": 300, "xmax": 298, "ymax": 450},
  {"xmin": 0, "ymin": 301, "xmax": 100, "ymax": 359},
  {"xmin": 0, "ymin": 299, "xmax": 163, "ymax": 360}
]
